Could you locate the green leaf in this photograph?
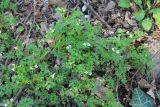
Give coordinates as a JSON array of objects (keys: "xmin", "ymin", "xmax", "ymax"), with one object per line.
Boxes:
[
  {"xmin": 142, "ymin": 18, "xmax": 152, "ymax": 31},
  {"xmin": 17, "ymin": 26, "xmax": 24, "ymax": 33},
  {"xmin": 151, "ymin": 8, "xmax": 160, "ymax": 29},
  {"xmin": 17, "ymin": 97, "xmax": 34, "ymax": 107},
  {"xmin": 130, "ymin": 88, "xmax": 155, "ymax": 107},
  {"xmin": 118, "ymin": 0, "xmax": 130, "ymax": 8},
  {"xmin": 133, "ymin": 9, "xmax": 145, "ymax": 21},
  {"xmin": 134, "ymin": 0, "xmax": 142, "ymax": 6}
]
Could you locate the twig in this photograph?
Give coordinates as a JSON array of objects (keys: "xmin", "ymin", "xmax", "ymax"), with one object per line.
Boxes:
[
  {"xmin": 13, "ymin": 85, "xmax": 28, "ymax": 106},
  {"xmin": 116, "ymin": 82, "xmax": 121, "ymax": 107},
  {"xmin": 81, "ymin": 0, "xmax": 113, "ymax": 30}
]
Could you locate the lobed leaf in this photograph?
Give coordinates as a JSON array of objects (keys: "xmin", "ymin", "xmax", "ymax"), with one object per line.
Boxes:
[{"xmin": 130, "ymin": 88, "xmax": 155, "ymax": 107}]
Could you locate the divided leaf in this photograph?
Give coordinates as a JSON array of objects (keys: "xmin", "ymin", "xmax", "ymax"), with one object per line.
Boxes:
[
  {"xmin": 130, "ymin": 88, "xmax": 155, "ymax": 107},
  {"xmin": 142, "ymin": 18, "xmax": 152, "ymax": 31},
  {"xmin": 118, "ymin": 0, "xmax": 130, "ymax": 8},
  {"xmin": 17, "ymin": 97, "xmax": 34, "ymax": 107}
]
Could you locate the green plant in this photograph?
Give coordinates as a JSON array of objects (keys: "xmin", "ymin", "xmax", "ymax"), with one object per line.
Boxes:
[
  {"xmin": 133, "ymin": 9, "xmax": 145, "ymax": 21},
  {"xmin": 17, "ymin": 25, "xmax": 24, "ymax": 33},
  {"xmin": 17, "ymin": 97, "xmax": 34, "ymax": 107},
  {"xmin": 118, "ymin": 0, "xmax": 160, "ymax": 31},
  {"xmin": 0, "ymin": 0, "xmax": 16, "ymax": 12},
  {"xmin": 0, "ymin": 7, "xmax": 153, "ymax": 107},
  {"xmin": 142, "ymin": 18, "xmax": 152, "ymax": 31},
  {"xmin": 130, "ymin": 88, "xmax": 155, "ymax": 107},
  {"xmin": 151, "ymin": 8, "xmax": 160, "ymax": 29}
]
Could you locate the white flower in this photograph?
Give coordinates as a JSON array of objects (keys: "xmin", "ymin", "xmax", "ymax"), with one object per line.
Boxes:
[
  {"xmin": 126, "ymin": 31, "xmax": 130, "ymax": 34},
  {"xmin": 84, "ymin": 15, "xmax": 90, "ymax": 19},
  {"xmin": 116, "ymin": 50, "xmax": 120, "ymax": 54},
  {"xmin": 51, "ymin": 73, "xmax": 56, "ymax": 78},
  {"xmin": 51, "ymin": 29, "xmax": 55, "ymax": 33},
  {"xmin": 10, "ymin": 98, "xmax": 14, "ymax": 102},
  {"xmin": 10, "ymin": 63, "xmax": 15, "ymax": 71},
  {"xmin": 34, "ymin": 65, "xmax": 38, "ymax": 68},
  {"xmin": 83, "ymin": 42, "xmax": 91, "ymax": 47},
  {"xmin": 83, "ymin": 42, "xmax": 87, "ymax": 46},
  {"xmin": 87, "ymin": 43, "xmax": 91, "ymax": 47},
  {"xmin": 4, "ymin": 104, "xmax": 7, "ymax": 107},
  {"xmin": 54, "ymin": 64, "xmax": 58, "ymax": 68},
  {"xmin": 0, "ymin": 53, "xmax": 2, "ymax": 57},
  {"xmin": 0, "ymin": 30, "xmax": 1, "ymax": 34},
  {"xmin": 89, "ymin": 72, "xmax": 92, "ymax": 76},
  {"xmin": 66, "ymin": 45, "xmax": 71, "ymax": 50},
  {"xmin": 14, "ymin": 46, "xmax": 18, "ymax": 50},
  {"xmin": 84, "ymin": 71, "xmax": 88, "ymax": 74},
  {"xmin": 11, "ymin": 67, "xmax": 15, "ymax": 71},
  {"xmin": 76, "ymin": 23, "xmax": 79, "ymax": 26},
  {"xmin": 11, "ymin": 63, "xmax": 15, "ymax": 66},
  {"xmin": 112, "ymin": 48, "xmax": 115, "ymax": 51}
]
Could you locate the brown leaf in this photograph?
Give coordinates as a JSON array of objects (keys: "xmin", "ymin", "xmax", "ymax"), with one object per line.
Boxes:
[
  {"xmin": 92, "ymin": 77, "xmax": 107, "ymax": 100},
  {"xmin": 125, "ymin": 11, "xmax": 137, "ymax": 26},
  {"xmin": 48, "ymin": 0, "xmax": 66, "ymax": 7},
  {"xmin": 138, "ymin": 79, "xmax": 151, "ymax": 89},
  {"xmin": 40, "ymin": 22, "xmax": 48, "ymax": 33}
]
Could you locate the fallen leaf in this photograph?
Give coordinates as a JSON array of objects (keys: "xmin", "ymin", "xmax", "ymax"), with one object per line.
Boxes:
[
  {"xmin": 125, "ymin": 11, "xmax": 137, "ymax": 26},
  {"xmin": 48, "ymin": 0, "xmax": 66, "ymax": 7},
  {"xmin": 138, "ymin": 79, "xmax": 151, "ymax": 89},
  {"xmin": 147, "ymin": 89, "xmax": 155, "ymax": 99},
  {"xmin": 40, "ymin": 22, "xmax": 48, "ymax": 33}
]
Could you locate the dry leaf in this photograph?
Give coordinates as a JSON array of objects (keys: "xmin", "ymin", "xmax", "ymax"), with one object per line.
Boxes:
[
  {"xmin": 125, "ymin": 11, "xmax": 137, "ymax": 26},
  {"xmin": 91, "ymin": 77, "xmax": 107, "ymax": 100},
  {"xmin": 48, "ymin": 0, "xmax": 66, "ymax": 7},
  {"xmin": 138, "ymin": 79, "xmax": 151, "ymax": 88},
  {"xmin": 147, "ymin": 89, "xmax": 155, "ymax": 99},
  {"xmin": 40, "ymin": 22, "xmax": 48, "ymax": 33}
]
